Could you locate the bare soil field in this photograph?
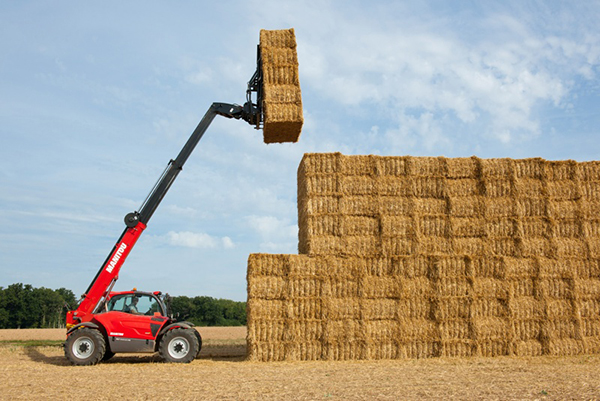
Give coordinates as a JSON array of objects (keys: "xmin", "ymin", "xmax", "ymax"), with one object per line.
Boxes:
[{"xmin": 1, "ymin": 328, "xmax": 599, "ymax": 400}]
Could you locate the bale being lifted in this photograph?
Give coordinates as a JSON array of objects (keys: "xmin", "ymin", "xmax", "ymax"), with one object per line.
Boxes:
[{"xmin": 257, "ymin": 28, "xmax": 304, "ymax": 143}]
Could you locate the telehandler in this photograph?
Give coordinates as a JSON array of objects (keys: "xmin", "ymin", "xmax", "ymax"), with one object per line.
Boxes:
[{"xmin": 64, "ymin": 29, "xmax": 303, "ymax": 365}]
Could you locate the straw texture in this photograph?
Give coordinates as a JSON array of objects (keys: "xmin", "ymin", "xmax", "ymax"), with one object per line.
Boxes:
[
  {"xmin": 247, "ymin": 153, "xmax": 600, "ymax": 361},
  {"xmin": 259, "ymin": 28, "xmax": 303, "ymax": 143}
]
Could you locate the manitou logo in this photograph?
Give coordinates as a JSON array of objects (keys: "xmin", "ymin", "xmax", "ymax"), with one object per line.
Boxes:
[{"xmin": 106, "ymin": 243, "xmax": 127, "ymax": 273}]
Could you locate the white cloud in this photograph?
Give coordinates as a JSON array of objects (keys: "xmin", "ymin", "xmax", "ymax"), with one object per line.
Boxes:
[{"xmin": 166, "ymin": 231, "xmax": 234, "ymax": 249}]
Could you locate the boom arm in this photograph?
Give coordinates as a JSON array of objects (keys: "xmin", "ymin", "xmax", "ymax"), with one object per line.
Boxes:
[{"xmin": 67, "ymin": 102, "xmax": 248, "ymax": 326}]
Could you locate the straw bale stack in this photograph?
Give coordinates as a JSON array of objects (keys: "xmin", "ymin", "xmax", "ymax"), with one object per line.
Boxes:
[
  {"xmin": 259, "ymin": 28, "xmax": 303, "ymax": 144},
  {"xmin": 247, "ymin": 153, "xmax": 600, "ymax": 361}
]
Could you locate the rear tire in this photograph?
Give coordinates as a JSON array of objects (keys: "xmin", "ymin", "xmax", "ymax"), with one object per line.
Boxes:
[
  {"xmin": 159, "ymin": 328, "xmax": 199, "ymax": 363},
  {"xmin": 64, "ymin": 328, "xmax": 106, "ymax": 366},
  {"xmin": 193, "ymin": 329, "xmax": 203, "ymax": 357}
]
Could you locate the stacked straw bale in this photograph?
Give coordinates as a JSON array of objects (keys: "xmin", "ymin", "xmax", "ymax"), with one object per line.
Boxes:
[
  {"xmin": 247, "ymin": 153, "xmax": 600, "ymax": 361},
  {"xmin": 259, "ymin": 28, "xmax": 303, "ymax": 144}
]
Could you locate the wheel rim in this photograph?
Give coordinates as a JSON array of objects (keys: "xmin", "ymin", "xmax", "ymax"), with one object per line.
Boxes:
[
  {"xmin": 167, "ymin": 336, "xmax": 190, "ymax": 359},
  {"xmin": 72, "ymin": 336, "xmax": 95, "ymax": 359}
]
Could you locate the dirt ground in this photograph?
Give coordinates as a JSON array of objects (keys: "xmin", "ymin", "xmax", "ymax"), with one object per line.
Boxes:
[{"xmin": 1, "ymin": 328, "xmax": 600, "ymax": 400}]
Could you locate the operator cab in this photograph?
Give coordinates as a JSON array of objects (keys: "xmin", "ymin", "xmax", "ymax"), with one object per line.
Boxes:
[{"xmin": 99, "ymin": 291, "xmax": 168, "ymax": 317}]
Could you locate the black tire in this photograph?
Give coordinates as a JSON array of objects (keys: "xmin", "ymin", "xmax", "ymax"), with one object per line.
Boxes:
[
  {"xmin": 64, "ymin": 328, "xmax": 106, "ymax": 366},
  {"xmin": 102, "ymin": 350, "xmax": 115, "ymax": 361},
  {"xmin": 193, "ymin": 329, "xmax": 203, "ymax": 357},
  {"xmin": 159, "ymin": 328, "xmax": 199, "ymax": 363}
]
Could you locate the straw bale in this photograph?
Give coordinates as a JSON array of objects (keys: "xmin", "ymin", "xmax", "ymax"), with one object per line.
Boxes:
[
  {"xmin": 542, "ymin": 319, "xmax": 578, "ymax": 339},
  {"xmin": 379, "ymin": 196, "xmax": 413, "ymax": 215},
  {"xmin": 391, "ymin": 255, "xmax": 430, "ymax": 278},
  {"xmin": 409, "ymin": 156, "xmax": 448, "ymax": 177},
  {"xmin": 285, "ymin": 298, "xmax": 323, "ymax": 319},
  {"xmin": 398, "ymin": 318, "xmax": 438, "ymax": 340},
  {"xmin": 478, "ymin": 339, "xmax": 509, "ymax": 357},
  {"xmin": 546, "ymin": 160, "xmax": 577, "ymax": 181},
  {"xmin": 514, "ymin": 339, "xmax": 543, "ymax": 356},
  {"xmin": 486, "ymin": 197, "xmax": 518, "ymax": 217},
  {"xmin": 537, "ymin": 278, "xmax": 573, "ymax": 298},
  {"xmin": 512, "ymin": 319, "xmax": 542, "ymax": 340},
  {"xmin": 340, "ymin": 195, "xmax": 379, "ymax": 216},
  {"xmin": 302, "ymin": 195, "xmax": 340, "ymax": 215},
  {"xmin": 260, "ymin": 28, "xmax": 303, "ymax": 143},
  {"xmin": 555, "ymin": 238, "xmax": 588, "ymax": 258},
  {"xmin": 299, "ymin": 153, "xmax": 341, "ymax": 175},
  {"xmin": 435, "ymin": 277, "xmax": 470, "ymax": 297},
  {"xmin": 484, "ymin": 179, "xmax": 513, "ymax": 197},
  {"xmin": 472, "ymin": 256, "xmax": 505, "ymax": 278},
  {"xmin": 513, "ymin": 158, "xmax": 546, "ymax": 179},
  {"xmin": 555, "ymin": 219, "xmax": 582, "ymax": 238},
  {"xmin": 509, "ymin": 296, "xmax": 544, "ymax": 320},
  {"xmin": 581, "ymin": 181, "xmax": 600, "ymax": 198},
  {"xmin": 441, "ymin": 340, "xmax": 476, "ymax": 357},
  {"xmin": 324, "ymin": 341, "xmax": 368, "ymax": 360},
  {"xmin": 579, "ymin": 161, "xmax": 600, "ymax": 181},
  {"xmin": 365, "ymin": 320, "xmax": 399, "ymax": 341},
  {"xmin": 417, "ymin": 237, "xmax": 454, "ymax": 254},
  {"xmin": 453, "ymin": 238, "xmax": 487, "ymax": 255},
  {"xmin": 341, "ymin": 175, "xmax": 377, "ymax": 196},
  {"xmin": 412, "ymin": 177, "xmax": 446, "ymax": 198},
  {"xmin": 401, "ymin": 340, "xmax": 440, "ymax": 358},
  {"xmin": 324, "ymin": 320, "xmax": 365, "ymax": 342},
  {"xmin": 397, "ymin": 277, "xmax": 432, "ymax": 299},
  {"xmin": 325, "ymin": 298, "xmax": 361, "ymax": 320},
  {"xmin": 521, "ymin": 217, "xmax": 551, "ymax": 238},
  {"xmin": 472, "ymin": 278, "xmax": 509, "ymax": 299},
  {"xmin": 452, "ymin": 217, "xmax": 486, "ymax": 237},
  {"xmin": 504, "ymin": 257, "xmax": 537, "ymax": 279},
  {"xmin": 361, "ymin": 276, "xmax": 401, "ymax": 298},
  {"xmin": 473, "ymin": 317, "xmax": 509, "ymax": 340},
  {"xmin": 490, "ymin": 238, "xmax": 518, "ymax": 257},
  {"xmin": 576, "ymin": 279, "xmax": 600, "ymax": 299},
  {"xmin": 362, "ymin": 299, "xmax": 400, "ymax": 320},
  {"xmin": 580, "ymin": 299, "xmax": 600, "ymax": 318},
  {"xmin": 382, "ymin": 237, "xmax": 417, "ymax": 256},
  {"xmin": 549, "ymin": 200, "xmax": 578, "ymax": 219},
  {"xmin": 445, "ymin": 157, "xmax": 479, "ymax": 179},
  {"xmin": 367, "ymin": 341, "xmax": 401, "ymax": 359},
  {"xmin": 340, "ymin": 154, "xmax": 377, "ymax": 176},
  {"xmin": 510, "ymin": 278, "xmax": 536, "ymax": 297},
  {"xmin": 471, "ymin": 298, "xmax": 508, "ymax": 318},
  {"xmin": 247, "ymin": 276, "xmax": 286, "ymax": 299},
  {"xmin": 378, "ymin": 176, "xmax": 413, "ymax": 196},
  {"xmin": 448, "ymin": 196, "xmax": 484, "ymax": 217},
  {"xmin": 446, "ymin": 178, "xmax": 481, "ymax": 197},
  {"xmin": 439, "ymin": 319, "xmax": 472, "ymax": 339},
  {"xmin": 397, "ymin": 297, "xmax": 432, "ymax": 319},
  {"xmin": 547, "ymin": 180, "xmax": 579, "ymax": 200},
  {"xmin": 481, "ymin": 158, "xmax": 513, "ymax": 177},
  {"xmin": 547, "ymin": 338, "xmax": 585, "ymax": 356},
  {"xmin": 515, "ymin": 178, "xmax": 544, "ymax": 198},
  {"xmin": 429, "ymin": 256, "xmax": 469, "ymax": 278},
  {"xmin": 487, "ymin": 217, "xmax": 517, "ymax": 237},
  {"xmin": 520, "ymin": 238, "xmax": 554, "ymax": 258},
  {"xmin": 418, "ymin": 199, "xmax": 450, "ymax": 216},
  {"xmin": 376, "ymin": 156, "xmax": 408, "ymax": 176},
  {"xmin": 581, "ymin": 318, "xmax": 600, "ymax": 337},
  {"xmin": 342, "ymin": 216, "xmax": 380, "ymax": 236},
  {"xmin": 433, "ymin": 297, "xmax": 471, "ymax": 320},
  {"xmin": 301, "ymin": 175, "xmax": 340, "ymax": 196}
]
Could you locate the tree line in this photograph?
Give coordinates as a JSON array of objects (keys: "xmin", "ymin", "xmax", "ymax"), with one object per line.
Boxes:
[{"xmin": 0, "ymin": 283, "xmax": 246, "ymax": 329}]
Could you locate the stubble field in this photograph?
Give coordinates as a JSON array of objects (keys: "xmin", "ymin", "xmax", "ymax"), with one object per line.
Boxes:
[{"xmin": 1, "ymin": 328, "xmax": 599, "ymax": 400}]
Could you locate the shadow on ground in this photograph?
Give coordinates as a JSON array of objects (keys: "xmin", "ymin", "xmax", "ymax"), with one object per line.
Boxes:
[{"xmin": 23, "ymin": 343, "xmax": 247, "ymax": 365}]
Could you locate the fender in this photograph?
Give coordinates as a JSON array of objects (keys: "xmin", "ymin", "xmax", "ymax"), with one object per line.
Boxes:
[
  {"xmin": 157, "ymin": 321, "xmax": 195, "ymax": 337},
  {"xmin": 66, "ymin": 321, "xmax": 100, "ymax": 336}
]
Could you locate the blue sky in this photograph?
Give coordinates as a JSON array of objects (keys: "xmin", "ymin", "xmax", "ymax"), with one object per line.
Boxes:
[{"xmin": 1, "ymin": 1, "xmax": 599, "ymax": 301}]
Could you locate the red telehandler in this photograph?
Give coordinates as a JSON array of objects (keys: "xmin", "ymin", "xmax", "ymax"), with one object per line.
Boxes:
[{"xmin": 64, "ymin": 29, "xmax": 302, "ymax": 365}]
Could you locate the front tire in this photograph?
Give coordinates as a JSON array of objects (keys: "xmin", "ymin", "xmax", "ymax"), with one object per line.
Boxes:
[
  {"xmin": 193, "ymin": 329, "xmax": 203, "ymax": 357},
  {"xmin": 64, "ymin": 328, "xmax": 106, "ymax": 366},
  {"xmin": 159, "ymin": 328, "xmax": 199, "ymax": 363}
]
